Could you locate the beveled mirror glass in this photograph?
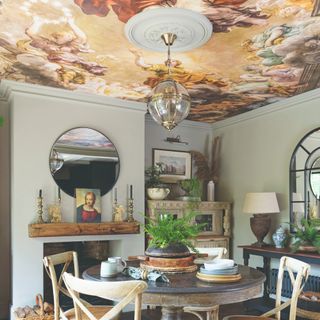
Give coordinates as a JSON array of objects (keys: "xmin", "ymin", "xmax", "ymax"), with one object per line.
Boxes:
[
  {"xmin": 289, "ymin": 127, "xmax": 320, "ymax": 230},
  {"xmin": 310, "ymin": 157, "xmax": 320, "ymax": 199},
  {"xmin": 50, "ymin": 127, "xmax": 120, "ymax": 197}
]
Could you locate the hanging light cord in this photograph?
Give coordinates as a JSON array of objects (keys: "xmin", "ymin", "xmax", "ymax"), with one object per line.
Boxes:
[
  {"xmin": 161, "ymin": 33, "xmax": 177, "ymax": 79},
  {"xmin": 167, "ymin": 39, "xmax": 172, "ymax": 77}
]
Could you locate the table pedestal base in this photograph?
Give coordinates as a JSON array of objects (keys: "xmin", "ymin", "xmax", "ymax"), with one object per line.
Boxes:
[{"xmin": 161, "ymin": 306, "xmax": 183, "ymax": 320}]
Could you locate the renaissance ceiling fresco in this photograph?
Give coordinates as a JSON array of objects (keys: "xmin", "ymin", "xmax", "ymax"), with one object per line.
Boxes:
[{"xmin": 0, "ymin": 0, "xmax": 319, "ymax": 123}]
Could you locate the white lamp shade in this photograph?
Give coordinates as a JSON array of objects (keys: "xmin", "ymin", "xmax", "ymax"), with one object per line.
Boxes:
[{"xmin": 243, "ymin": 192, "xmax": 280, "ymax": 214}]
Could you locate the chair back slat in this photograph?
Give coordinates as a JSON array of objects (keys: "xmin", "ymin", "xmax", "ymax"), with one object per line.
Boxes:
[
  {"xmin": 63, "ymin": 272, "xmax": 147, "ymax": 320},
  {"xmin": 43, "ymin": 251, "xmax": 80, "ymax": 320},
  {"xmin": 264, "ymin": 256, "xmax": 310, "ymax": 320},
  {"xmin": 195, "ymin": 247, "xmax": 227, "ymax": 259}
]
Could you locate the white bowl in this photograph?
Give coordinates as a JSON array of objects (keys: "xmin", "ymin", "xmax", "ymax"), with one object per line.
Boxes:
[
  {"xmin": 147, "ymin": 188, "xmax": 170, "ymax": 200},
  {"xmin": 204, "ymin": 259, "xmax": 234, "ymax": 271}
]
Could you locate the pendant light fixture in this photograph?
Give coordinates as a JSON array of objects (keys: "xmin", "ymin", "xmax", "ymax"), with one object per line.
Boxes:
[
  {"xmin": 125, "ymin": 8, "xmax": 213, "ymax": 130},
  {"xmin": 147, "ymin": 33, "xmax": 190, "ymax": 130}
]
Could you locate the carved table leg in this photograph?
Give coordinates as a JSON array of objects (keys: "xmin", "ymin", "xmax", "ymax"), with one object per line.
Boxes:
[{"xmin": 161, "ymin": 306, "xmax": 183, "ymax": 320}]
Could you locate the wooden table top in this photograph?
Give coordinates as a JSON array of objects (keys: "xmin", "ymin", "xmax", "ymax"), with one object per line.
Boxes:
[{"xmin": 83, "ymin": 264, "xmax": 265, "ymax": 295}]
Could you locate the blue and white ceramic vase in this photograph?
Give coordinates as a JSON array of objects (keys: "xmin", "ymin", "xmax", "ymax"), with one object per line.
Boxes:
[{"xmin": 272, "ymin": 225, "xmax": 286, "ymax": 248}]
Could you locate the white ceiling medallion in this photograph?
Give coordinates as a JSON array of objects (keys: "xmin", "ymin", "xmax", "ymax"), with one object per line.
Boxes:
[{"xmin": 124, "ymin": 8, "xmax": 213, "ymax": 52}]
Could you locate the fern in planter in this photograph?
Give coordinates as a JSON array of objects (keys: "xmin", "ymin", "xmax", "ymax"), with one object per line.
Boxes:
[
  {"xmin": 144, "ymin": 211, "xmax": 205, "ymax": 252},
  {"xmin": 290, "ymin": 218, "xmax": 320, "ymax": 253}
]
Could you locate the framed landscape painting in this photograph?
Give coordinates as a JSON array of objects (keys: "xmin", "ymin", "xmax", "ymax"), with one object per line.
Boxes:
[{"xmin": 153, "ymin": 149, "xmax": 191, "ymax": 182}]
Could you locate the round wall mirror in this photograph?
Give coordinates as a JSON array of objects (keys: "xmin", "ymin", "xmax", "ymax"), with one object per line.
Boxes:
[{"xmin": 49, "ymin": 127, "xmax": 120, "ymax": 197}]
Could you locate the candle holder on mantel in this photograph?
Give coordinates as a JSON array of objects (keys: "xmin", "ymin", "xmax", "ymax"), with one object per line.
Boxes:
[
  {"xmin": 127, "ymin": 198, "xmax": 135, "ymax": 222},
  {"xmin": 37, "ymin": 191, "xmax": 44, "ymax": 224}
]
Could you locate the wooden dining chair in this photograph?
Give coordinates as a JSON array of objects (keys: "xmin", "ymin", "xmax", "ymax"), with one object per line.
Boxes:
[
  {"xmin": 63, "ymin": 272, "xmax": 148, "ymax": 320},
  {"xmin": 43, "ymin": 250, "xmax": 113, "ymax": 320},
  {"xmin": 223, "ymin": 256, "xmax": 310, "ymax": 320},
  {"xmin": 184, "ymin": 247, "xmax": 228, "ymax": 320}
]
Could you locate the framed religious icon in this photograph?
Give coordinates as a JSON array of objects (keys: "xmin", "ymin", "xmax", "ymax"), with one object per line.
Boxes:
[
  {"xmin": 153, "ymin": 149, "xmax": 191, "ymax": 183},
  {"xmin": 76, "ymin": 188, "xmax": 101, "ymax": 223}
]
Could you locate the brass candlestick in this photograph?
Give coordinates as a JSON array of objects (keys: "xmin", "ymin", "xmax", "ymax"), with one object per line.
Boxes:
[
  {"xmin": 37, "ymin": 195, "xmax": 44, "ymax": 223},
  {"xmin": 127, "ymin": 198, "xmax": 134, "ymax": 222}
]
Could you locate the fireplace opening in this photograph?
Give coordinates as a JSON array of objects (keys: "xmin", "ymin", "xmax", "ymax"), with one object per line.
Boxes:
[{"xmin": 43, "ymin": 240, "xmax": 111, "ymax": 309}]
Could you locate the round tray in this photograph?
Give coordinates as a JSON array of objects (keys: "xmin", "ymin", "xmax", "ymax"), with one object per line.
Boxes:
[{"xmin": 196, "ymin": 272, "xmax": 242, "ymax": 283}]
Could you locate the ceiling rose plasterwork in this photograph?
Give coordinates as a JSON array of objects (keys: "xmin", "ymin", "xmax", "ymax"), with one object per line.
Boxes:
[
  {"xmin": 0, "ymin": 0, "xmax": 319, "ymax": 123},
  {"xmin": 125, "ymin": 8, "xmax": 213, "ymax": 52}
]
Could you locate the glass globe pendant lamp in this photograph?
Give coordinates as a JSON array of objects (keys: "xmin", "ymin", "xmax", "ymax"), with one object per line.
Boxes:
[{"xmin": 147, "ymin": 33, "xmax": 191, "ymax": 131}]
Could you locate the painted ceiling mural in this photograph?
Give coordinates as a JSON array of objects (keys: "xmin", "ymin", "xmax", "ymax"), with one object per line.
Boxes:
[{"xmin": 0, "ymin": 0, "xmax": 319, "ymax": 123}]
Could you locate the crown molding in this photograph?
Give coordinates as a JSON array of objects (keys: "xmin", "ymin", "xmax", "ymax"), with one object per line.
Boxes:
[
  {"xmin": 145, "ymin": 114, "xmax": 212, "ymax": 130},
  {"xmin": 0, "ymin": 80, "xmax": 147, "ymax": 112},
  {"xmin": 211, "ymin": 88, "xmax": 320, "ymax": 130}
]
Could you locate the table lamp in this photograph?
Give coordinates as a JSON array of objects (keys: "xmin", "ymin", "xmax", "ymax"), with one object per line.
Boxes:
[{"xmin": 243, "ymin": 192, "xmax": 280, "ymax": 247}]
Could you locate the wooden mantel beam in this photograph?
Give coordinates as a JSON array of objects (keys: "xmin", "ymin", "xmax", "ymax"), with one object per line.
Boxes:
[{"xmin": 28, "ymin": 222, "xmax": 140, "ymax": 238}]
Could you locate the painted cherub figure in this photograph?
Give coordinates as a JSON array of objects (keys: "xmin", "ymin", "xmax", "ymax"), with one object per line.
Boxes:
[{"xmin": 24, "ymin": 17, "xmax": 106, "ymax": 76}]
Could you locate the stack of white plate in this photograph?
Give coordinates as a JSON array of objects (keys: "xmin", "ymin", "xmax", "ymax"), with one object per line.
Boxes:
[{"xmin": 196, "ymin": 259, "xmax": 241, "ymax": 283}]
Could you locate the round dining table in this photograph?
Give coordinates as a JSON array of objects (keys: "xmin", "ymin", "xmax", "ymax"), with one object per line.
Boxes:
[{"xmin": 83, "ymin": 264, "xmax": 265, "ymax": 320}]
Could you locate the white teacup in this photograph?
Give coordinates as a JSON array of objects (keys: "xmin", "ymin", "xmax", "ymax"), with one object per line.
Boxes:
[
  {"xmin": 108, "ymin": 256, "xmax": 127, "ymax": 273},
  {"xmin": 100, "ymin": 260, "xmax": 118, "ymax": 277}
]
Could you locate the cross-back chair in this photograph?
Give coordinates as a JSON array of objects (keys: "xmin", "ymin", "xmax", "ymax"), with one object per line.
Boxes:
[
  {"xmin": 43, "ymin": 250, "xmax": 113, "ymax": 320},
  {"xmin": 184, "ymin": 247, "xmax": 228, "ymax": 320},
  {"xmin": 223, "ymin": 256, "xmax": 310, "ymax": 320},
  {"xmin": 63, "ymin": 272, "xmax": 148, "ymax": 320}
]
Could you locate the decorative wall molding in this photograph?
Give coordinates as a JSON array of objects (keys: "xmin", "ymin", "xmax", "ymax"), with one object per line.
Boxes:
[
  {"xmin": 0, "ymin": 80, "xmax": 147, "ymax": 112},
  {"xmin": 211, "ymin": 88, "xmax": 320, "ymax": 130}
]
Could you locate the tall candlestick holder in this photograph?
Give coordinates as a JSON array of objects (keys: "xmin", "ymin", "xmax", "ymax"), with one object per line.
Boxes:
[
  {"xmin": 127, "ymin": 198, "xmax": 135, "ymax": 222},
  {"xmin": 37, "ymin": 195, "xmax": 44, "ymax": 224}
]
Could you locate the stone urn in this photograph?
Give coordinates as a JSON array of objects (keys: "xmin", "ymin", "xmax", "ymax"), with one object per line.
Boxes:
[{"xmin": 147, "ymin": 187, "xmax": 170, "ymax": 200}]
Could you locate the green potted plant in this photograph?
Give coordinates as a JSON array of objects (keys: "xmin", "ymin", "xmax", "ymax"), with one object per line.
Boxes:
[
  {"xmin": 144, "ymin": 211, "xmax": 205, "ymax": 257},
  {"xmin": 290, "ymin": 218, "xmax": 320, "ymax": 253},
  {"xmin": 145, "ymin": 162, "xmax": 170, "ymax": 200},
  {"xmin": 179, "ymin": 178, "xmax": 202, "ymax": 201}
]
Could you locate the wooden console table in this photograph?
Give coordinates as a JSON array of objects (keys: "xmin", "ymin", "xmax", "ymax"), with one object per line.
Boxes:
[{"xmin": 239, "ymin": 245, "xmax": 320, "ymax": 298}]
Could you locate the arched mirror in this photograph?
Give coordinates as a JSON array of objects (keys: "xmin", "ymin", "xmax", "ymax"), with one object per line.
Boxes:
[
  {"xmin": 289, "ymin": 127, "xmax": 320, "ymax": 231},
  {"xmin": 310, "ymin": 157, "xmax": 320, "ymax": 199},
  {"xmin": 50, "ymin": 127, "xmax": 120, "ymax": 197}
]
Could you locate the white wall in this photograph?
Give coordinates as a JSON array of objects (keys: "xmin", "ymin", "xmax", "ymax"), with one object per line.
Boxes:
[
  {"xmin": 1, "ymin": 81, "xmax": 147, "ymax": 311},
  {"xmin": 211, "ymin": 89, "xmax": 320, "ymax": 273}
]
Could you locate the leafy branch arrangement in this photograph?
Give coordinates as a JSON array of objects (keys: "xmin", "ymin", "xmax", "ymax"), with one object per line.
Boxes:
[
  {"xmin": 290, "ymin": 218, "xmax": 320, "ymax": 253},
  {"xmin": 180, "ymin": 178, "xmax": 202, "ymax": 198},
  {"xmin": 145, "ymin": 162, "xmax": 166, "ymax": 188},
  {"xmin": 144, "ymin": 211, "xmax": 205, "ymax": 252}
]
